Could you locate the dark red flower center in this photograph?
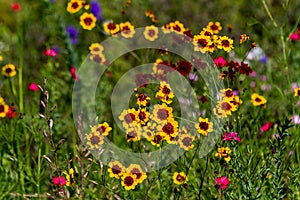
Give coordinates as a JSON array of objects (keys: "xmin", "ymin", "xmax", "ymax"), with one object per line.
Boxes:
[
  {"xmin": 92, "ymin": 54, "xmax": 103, "ymax": 63},
  {"xmin": 224, "ymin": 90, "xmax": 233, "ymax": 97},
  {"xmin": 0, "ymin": 105, "xmax": 5, "ymax": 113},
  {"xmin": 222, "ymin": 40, "xmax": 230, "ymax": 47},
  {"xmin": 131, "ymin": 168, "xmax": 142, "ymax": 179},
  {"xmin": 197, "ymin": 39, "xmax": 208, "ymax": 47},
  {"xmin": 96, "ymin": 126, "xmax": 106, "ymax": 134},
  {"xmin": 182, "ymin": 137, "xmax": 192, "ymax": 147},
  {"xmin": 125, "ymin": 113, "xmax": 135, "ymax": 123},
  {"xmin": 157, "ymin": 109, "xmax": 168, "ymax": 120},
  {"xmin": 127, "ymin": 131, "xmax": 137, "ymax": 139},
  {"xmin": 112, "ymin": 165, "xmax": 122, "ymax": 174},
  {"xmin": 72, "ymin": 2, "xmax": 79, "ymax": 9},
  {"xmin": 210, "ymin": 24, "xmax": 218, "ymax": 31},
  {"xmin": 84, "ymin": 17, "xmax": 93, "ymax": 26},
  {"xmin": 199, "ymin": 122, "xmax": 208, "ymax": 130},
  {"xmin": 162, "ymin": 86, "xmax": 171, "ymax": 94},
  {"xmin": 221, "ymin": 102, "xmax": 232, "ymax": 111},
  {"xmin": 162, "ymin": 123, "xmax": 174, "ymax": 135},
  {"xmin": 122, "ymin": 26, "xmax": 130, "ymax": 34},
  {"xmin": 148, "ymin": 29, "xmax": 156, "ymax": 37},
  {"xmin": 176, "ymin": 175, "xmax": 185, "ymax": 182},
  {"xmin": 5, "ymin": 68, "xmax": 12, "ymax": 74},
  {"xmin": 138, "ymin": 111, "xmax": 147, "ymax": 121},
  {"xmin": 172, "ymin": 25, "xmax": 181, "ymax": 32},
  {"xmin": 153, "ymin": 134, "xmax": 163, "ymax": 143},
  {"xmin": 255, "ymin": 97, "xmax": 262, "ymax": 102},
  {"xmin": 108, "ymin": 23, "xmax": 117, "ymax": 30},
  {"xmin": 90, "ymin": 135, "xmax": 100, "ymax": 145},
  {"xmin": 124, "ymin": 176, "xmax": 134, "ymax": 186}
]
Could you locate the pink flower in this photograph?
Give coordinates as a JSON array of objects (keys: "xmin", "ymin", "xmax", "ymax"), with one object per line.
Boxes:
[
  {"xmin": 260, "ymin": 122, "xmax": 273, "ymax": 132},
  {"xmin": 249, "ymin": 70, "xmax": 257, "ymax": 77},
  {"xmin": 215, "ymin": 176, "xmax": 230, "ymax": 189},
  {"xmin": 44, "ymin": 49, "xmax": 57, "ymax": 57},
  {"xmin": 214, "ymin": 56, "xmax": 227, "ymax": 67},
  {"xmin": 222, "ymin": 131, "xmax": 241, "ymax": 142},
  {"xmin": 52, "ymin": 176, "xmax": 66, "ymax": 187},
  {"xmin": 291, "ymin": 114, "xmax": 300, "ymax": 124},
  {"xmin": 28, "ymin": 83, "xmax": 39, "ymax": 92},
  {"xmin": 70, "ymin": 67, "xmax": 79, "ymax": 82},
  {"xmin": 290, "ymin": 33, "xmax": 300, "ymax": 41},
  {"xmin": 11, "ymin": 3, "xmax": 21, "ymax": 11}
]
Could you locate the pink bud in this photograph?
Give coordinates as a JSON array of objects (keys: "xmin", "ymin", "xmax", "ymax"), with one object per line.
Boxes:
[{"xmin": 28, "ymin": 83, "xmax": 39, "ymax": 92}]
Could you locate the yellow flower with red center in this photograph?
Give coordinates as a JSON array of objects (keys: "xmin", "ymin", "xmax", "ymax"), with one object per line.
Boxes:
[
  {"xmin": 169, "ymin": 21, "xmax": 186, "ymax": 34},
  {"xmin": 240, "ymin": 34, "xmax": 250, "ymax": 44},
  {"xmin": 151, "ymin": 103, "xmax": 173, "ymax": 123},
  {"xmin": 213, "ymin": 107, "xmax": 227, "ymax": 118},
  {"xmin": 193, "ymin": 35, "xmax": 213, "ymax": 53},
  {"xmin": 89, "ymin": 53, "xmax": 106, "ymax": 64},
  {"xmin": 2, "ymin": 64, "xmax": 17, "ymax": 77},
  {"xmin": 217, "ymin": 36, "xmax": 234, "ymax": 52},
  {"xmin": 0, "ymin": 101, "xmax": 9, "ymax": 118},
  {"xmin": 67, "ymin": 0, "xmax": 83, "ymax": 14},
  {"xmin": 173, "ymin": 172, "xmax": 188, "ymax": 185},
  {"xmin": 216, "ymin": 99, "xmax": 237, "ymax": 117},
  {"xmin": 91, "ymin": 122, "xmax": 112, "ymax": 136},
  {"xmin": 160, "ymin": 118, "xmax": 178, "ymax": 137},
  {"xmin": 136, "ymin": 108, "xmax": 150, "ymax": 125},
  {"xmin": 103, "ymin": 21, "xmax": 120, "ymax": 35},
  {"xmin": 126, "ymin": 164, "xmax": 147, "ymax": 184},
  {"xmin": 155, "ymin": 82, "xmax": 174, "ymax": 104},
  {"xmin": 143, "ymin": 25, "xmax": 159, "ymax": 41},
  {"xmin": 89, "ymin": 43, "xmax": 104, "ymax": 54},
  {"xmin": 178, "ymin": 133, "xmax": 195, "ymax": 151},
  {"xmin": 149, "ymin": 132, "xmax": 166, "ymax": 147},
  {"xmin": 200, "ymin": 28, "xmax": 214, "ymax": 37},
  {"xmin": 86, "ymin": 131, "xmax": 104, "ymax": 149},
  {"xmin": 206, "ymin": 21, "xmax": 222, "ymax": 34},
  {"xmin": 119, "ymin": 108, "xmax": 138, "ymax": 129},
  {"xmin": 63, "ymin": 168, "xmax": 75, "ymax": 187},
  {"xmin": 108, "ymin": 161, "xmax": 125, "ymax": 179},
  {"xmin": 294, "ymin": 88, "xmax": 300, "ymax": 97},
  {"xmin": 251, "ymin": 93, "xmax": 267, "ymax": 107},
  {"xmin": 136, "ymin": 93, "xmax": 150, "ymax": 107},
  {"xmin": 215, "ymin": 147, "xmax": 232, "ymax": 163},
  {"xmin": 221, "ymin": 88, "xmax": 234, "ymax": 99},
  {"xmin": 120, "ymin": 21, "xmax": 135, "ymax": 38},
  {"xmin": 145, "ymin": 10, "xmax": 158, "ymax": 23},
  {"xmin": 195, "ymin": 117, "xmax": 213, "ymax": 136},
  {"xmin": 162, "ymin": 23, "xmax": 172, "ymax": 34},
  {"xmin": 126, "ymin": 127, "xmax": 141, "ymax": 142},
  {"xmin": 121, "ymin": 173, "xmax": 138, "ymax": 190},
  {"xmin": 80, "ymin": 12, "xmax": 97, "ymax": 31}
]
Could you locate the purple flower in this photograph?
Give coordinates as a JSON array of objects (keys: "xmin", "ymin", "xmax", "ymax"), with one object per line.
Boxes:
[
  {"xmin": 91, "ymin": 0, "xmax": 102, "ymax": 20},
  {"xmin": 260, "ymin": 55, "xmax": 268, "ymax": 64},
  {"xmin": 66, "ymin": 25, "xmax": 79, "ymax": 45},
  {"xmin": 291, "ymin": 114, "xmax": 300, "ymax": 124}
]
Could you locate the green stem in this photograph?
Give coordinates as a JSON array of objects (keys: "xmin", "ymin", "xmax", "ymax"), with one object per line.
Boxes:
[
  {"xmin": 17, "ymin": 23, "xmax": 24, "ymax": 114},
  {"xmin": 262, "ymin": 0, "xmax": 278, "ymax": 28},
  {"xmin": 37, "ymin": 147, "xmax": 41, "ymax": 199},
  {"xmin": 16, "ymin": 140, "xmax": 25, "ymax": 194}
]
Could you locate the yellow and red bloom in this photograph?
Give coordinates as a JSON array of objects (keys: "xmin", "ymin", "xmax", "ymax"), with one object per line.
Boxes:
[
  {"xmin": 0, "ymin": 101, "xmax": 9, "ymax": 118},
  {"xmin": 143, "ymin": 25, "xmax": 159, "ymax": 41},
  {"xmin": 213, "ymin": 107, "xmax": 227, "ymax": 118},
  {"xmin": 2, "ymin": 64, "xmax": 17, "ymax": 77},
  {"xmin": 91, "ymin": 122, "xmax": 112, "ymax": 136},
  {"xmin": 215, "ymin": 147, "xmax": 232, "ymax": 163},
  {"xmin": 221, "ymin": 88, "xmax": 234, "ymax": 99},
  {"xmin": 120, "ymin": 21, "xmax": 135, "ymax": 38},
  {"xmin": 121, "ymin": 173, "xmax": 138, "ymax": 190},
  {"xmin": 200, "ymin": 28, "xmax": 214, "ymax": 37},
  {"xmin": 217, "ymin": 36, "xmax": 233, "ymax": 52},
  {"xmin": 108, "ymin": 161, "xmax": 125, "ymax": 179},
  {"xmin": 119, "ymin": 108, "xmax": 138, "ymax": 129},
  {"xmin": 151, "ymin": 103, "xmax": 173, "ymax": 123},
  {"xmin": 195, "ymin": 117, "xmax": 213, "ymax": 136},
  {"xmin": 89, "ymin": 43, "xmax": 104, "ymax": 54},
  {"xmin": 86, "ymin": 131, "xmax": 104, "ymax": 149},
  {"xmin": 136, "ymin": 93, "xmax": 150, "ymax": 107},
  {"xmin": 136, "ymin": 108, "xmax": 150, "ymax": 125},
  {"xmin": 169, "ymin": 21, "xmax": 186, "ymax": 34},
  {"xmin": 63, "ymin": 168, "xmax": 75, "ymax": 187},
  {"xmin": 294, "ymin": 88, "xmax": 300, "ymax": 97},
  {"xmin": 161, "ymin": 118, "xmax": 178, "ymax": 137},
  {"xmin": 67, "ymin": 0, "xmax": 83, "ymax": 14},
  {"xmin": 173, "ymin": 172, "xmax": 188, "ymax": 185},
  {"xmin": 103, "ymin": 21, "xmax": 120, "ymax": 35},
  {"xmin": 126, "ymin": 164, "xmax": 147, "ymax": 184},
  {"xmin": 149, "ymin": 132, "xmax": 166, "ymax": 147},
  {"xmin": 178, "ymin": 134, "xmax": 195, "ymax": 151},
  {"xmin": 126, "ymin": 127, "xmax": 141, "ymax": 142},
  {"xmin": 80, "ymin": 12, "xmax": 97, "ymax": 31},
  {"xmin": 251, "ymin": 93, "xmax": 267, "ymax": 107},
  {"xmin": 89, "ymin": 53, "xmax": 106, "ymax": 64},
  {"xmin": 216, "ymin": 99, "xmax": 237, "ymax": 117},
  {"xmin": 240, "ymin": 34, "xmax": 250, "ymax": 44},
  {"xmin": 206, "ymin": 21, "xmax": 222, "ymax": 34},
  {"xmin": 193, "ymin": 35, "xmax": 213, "ymax": 53},
  {"xmin": 155, "ymin": 82, "xmax": 174, "ymax": 104}
]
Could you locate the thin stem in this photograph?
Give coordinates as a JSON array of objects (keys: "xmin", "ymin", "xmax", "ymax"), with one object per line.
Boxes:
[
  {"xmin": 17, "ymin": 23, "xmax": 24, "ymax": 113},
  {"xmin": 262, "ymin": 0, "xmax": 278, "ymax": 28}
]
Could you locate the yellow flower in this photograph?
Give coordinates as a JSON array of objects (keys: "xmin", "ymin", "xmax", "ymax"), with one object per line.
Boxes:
[
  {"xmin": 120, "ymin": 21, "xmax": 135, "ymax": 38},
  {"xmin": 155, "ymin": 82, "xmax": 174, "ymax": 104},
  {"xmin": 143, "ymin": 25, "xmax": 159, "ymax": 41},
  {"xmin": 108, "ymin": 161, "xmax": 125, "ymax": 179},
  {"xmin": 169, "ymin": 20, "xmax": 186, "ymax": 34},
  {"xmin": 2, "ymin": 64, "xmax": 17, "ymax": 77},
  {"xmin": 151, "ymin": 103, "xmax": 173, "ymax": 123},
  {"xmin": 89, "ymin": 43, "xmax": 104, "ymax": 54},
  {"xmin": 0, "ymin": 101, "xmax": 9, "ymax": 118},
  {"xmin": 173, "ymin": 172, "xmax": 188, "ymax": 185},
  {"xmin": 178, "ymin": 133, "xmax": 195, "ymax": 151},
  {"xmin": 206, "ymin": 21, "xmax": 222, "ymax": 34},
  {"xmin": 119, "ymin": 108, "xmax": 138, "ymax": 129},
  {"xmin": 136, "ymin": 108, "xmax": 150, "ymax": 125},
  {"xmin": 80, "ymin": 12, "xmax": 97, "ymax": 31},
  {"xmin": 63, "ymin": 168, "xmax": 75, "ymax": 186},
  {"xmin": 215, "ymin": 99, "xmax": 237, "ymax": 117},
  {"xmin": 195, "ymin": 117, "xmax": 213, "ymax": 136},
  {"xmin": 240, "ymin": 34, "xmax": 250, "ymax": 44},
  {"xmin": 193, "ymin": 35, "xmax": 213, "ymax": 53},
  {"xmin": 251, "ymin": 93, "xmax": 267, "ymax": 107},
  {"xmin": 136, "ymin": 93, "xmax": 150, "ymax": 107},
  {"xmin": 125, "ymin": 126, "xmax": 142, "ymax": 142},
  {"xmin": 121, "ymin": 173, "xmax": 138, "ymax": 190},
  {"xmin": 149, "ymin": 132, "xmax": 166, "ymax": 147},
  {"xmin": 217, "ymin": 36, "xmax": 234, "ymax": 52},
  {"xmin": 126, "ymin": 164, "xmax": 147, "ymax": 184},
  {"xmin": 103, "ymin": 21, "xmax": 120, "ymax": 35},
  {"xmin": 215, "ymin": 147, "xmax": 232, "ymax": 163},
  {"xmin": 89, "ymin": 53, "xmax": 106, "ymax": 64},
  {"xmin": 160, "ymin": 118, "xmax": 179, "ymax": 138},
  {"xmin": 91, "ymin": 122, "xmax": 112, "ymax": 136},
  {"xmin": 86, "ymin": 131, "xmax": 104, "ymax": 149},
  {"xmin": 294, "ymin": 88, "xmax": 300, "ymax": 97},
  {"xmin": 67, "ymin": 0, "xmax": 83, "ymax": 14}
]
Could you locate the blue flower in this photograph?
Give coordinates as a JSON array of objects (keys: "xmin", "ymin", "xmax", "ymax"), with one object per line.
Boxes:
[
  {"xmin": 66, "ymin": 25, "xmax": 79, "ymax": 45},
  {"xmin": 91, "ymin": 0, "xmax": 102, "ymax": 20}
]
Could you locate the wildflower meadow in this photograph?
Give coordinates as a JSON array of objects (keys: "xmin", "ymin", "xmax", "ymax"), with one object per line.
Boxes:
[{"xmin": 1, "ymin": 0, "xmax": 300, "ymax": 199}]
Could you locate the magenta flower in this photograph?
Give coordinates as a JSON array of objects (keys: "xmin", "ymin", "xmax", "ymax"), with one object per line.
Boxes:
[
  {"xmin": 28, "ymin": 83, "xmax": 39, "ymax": 92},
  {"xmin": 290, "ymin": 32, "xmax": 300, "ymax": 41},
  {"xmin": 44, "ymin": 49, "xmax": 57, "ymax": 57},
  {"xmin": 214, "ymin": 56, "xmax": 227, "ymax": 67},
  {"xmin": 215, "ymin": 176, "xmax": 230, "ymax": 189},
  {"xmin": 70, "ymin": 67, "xmax": 79, "ymax": 82},
  {"xmin": 260, "ymin": 122, "xmax": 273, "ymax": 132},
  {"xmin": 52, "ymin": 176, "xmax": 66, "ymax": 187},
  {"xmin": 222, "ymin": 131, "xmax": 241, "ymax": 142}
]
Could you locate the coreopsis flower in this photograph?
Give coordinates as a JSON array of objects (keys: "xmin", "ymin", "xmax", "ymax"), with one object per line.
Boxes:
[
  {"xmin": 294, "ymin": 88, "xmax": 300, "ymax": 97},
  {"xmin": 215, "ymin": 176, "xmax": 230, "ymax": 189},
  {"xmin": 136, "ymin": 108, "xmax": 150, "ymax": 125},
  {"xmin": 240, "ymin": 34, "xmax": 250, "ymax": 44},
  {"xmin": 215, "ymin": 99, "xmax": 237, "ymax": 117},
  {"xmin": 2, "ymin": 64, "xmax": 17, "ymax": 77},
  {"xmin": 173, "ymin": 172, "xmax": 188, "ymax": 185},
  {"xmin": 200, "ymin": 28, "xmax": 214, "ymax": 37},
  {"xmin": 91, "ymin": 122, "xmax": 112, "ymax": 136},
  {"xmin": 0, "ymin": 102, "xmax": 9, "ymax": 118},
  {"xmin": 155, "ymin": 82, "xmax": 174, "ymax": 104},
  {"xmin": 178, "ymin": 134, "xmax": 195, "ymax": 151},
  {"xmin": 193, "ymin": 34, "xmax": 213, "ymax": 53},
  {"xmin": 126, "ymin": 164, "xmax": 147, "ymax": 184},
  {"xmin": 195, "ymin": 117, "xmax": 213, "ymax": 136},
  {"xmin": 120, "ymin": 21, "xmax": 135, "ymax": 38},
  {"xmin": 169, "ymin": 21, "xmax": 186, "ymax": 34},
  {"xmin": 217, "ymin": 36, "xmax": 233, "ymax": 52},
  {"xmin": 251, "ymin": 93, "xmax": 267, "ymax": 107},
  {"xmin": 67, "ymin": 0, "xmax": 83, "ymax": 14},
  {"xmin": 215, "ymin": 147, "xmax": 232, "ymax": 163},
  {"xmin": 63, "ymin": 168, "xmax": 75, "ymax": 187},
  {"xmin": 28, "ymin": 83, "xmax": 39, "ymax": 91},
  {"xmin": 206, "ymin": 21, "xmax": 222, "ymax": 34},
  {"xmin": 161, "ymin": 118, "xmax": 179, "ymax": 138},
  {"xmin": 143, "ymin": 25, "xmax": 159, "ymax": 41},
  {"xmin": 80, "ymin": 12, "xmax": 97, "ymax": 31},
  {"xmin": 119, "ymin": 108, "xmax": 138, "ymax": 129},
  {"xmin": 136, "ymin": 93, "xmax": 150, "ymax": 107},
  {"xmin": 108, "ymin": 161, "xmax": 125, "ymax": 179},
  {"xmin": 149, "ymin": 132, "xmax": 166, "ymax": 147},
  {"xmin": 86, "ymin": 131, "xmax": 104, "ymax": 149},
  {"xmin": 222, "ymin": 132, "xmax": 240, "ymax": 142},
  {"xmin": 89, "ymin": 53, "xmax": 106, "ymax": 64},
  {"xmin": 126, "ymin": 127, "xmax": 142, "ymax": 142},
  {"xmin": 52, "ymin": 176, "xmax": 66, "ymax": 187},
  {"xmin": 151, "ymin": 103, "xmax": 173, "ymax": 123},
  {"xmin": 103, "ymin": 21, "xmax": 120, "ymax": 35},
  {"xmin": 89, "ymin": 43, "xmax": 104, "ymax": 54},
  {"xmin": 121, "ymin": 173, "xmax": 138, "ymax": 190}
]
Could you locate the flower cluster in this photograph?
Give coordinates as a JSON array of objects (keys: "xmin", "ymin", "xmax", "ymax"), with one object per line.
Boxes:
[
  {"xmin": 213, "ymin": 88, "xmax": 242, "ymax": 118},
  {"xmin": 89, "ymin": 42, "xmax": 106, "ymax": 64},
  {"xmin": 107, "ymin": 161, "xmax": 147, "ymax": 190}
]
